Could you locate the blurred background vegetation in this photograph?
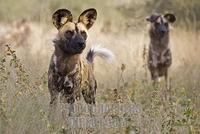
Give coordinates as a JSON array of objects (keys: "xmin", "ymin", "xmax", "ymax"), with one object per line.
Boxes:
[
  {"xmin": 0, "ymin": 0, "xmax": 200, "ymax": 133},
  {"xmin": 1, "ymin": 0, "xmax": 200, "ymax": 30}
]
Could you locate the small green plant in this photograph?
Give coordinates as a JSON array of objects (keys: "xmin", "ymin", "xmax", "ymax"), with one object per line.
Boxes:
[{"xmin": 176, "ymin": 98, "xmax": 200, "ymax": 134}]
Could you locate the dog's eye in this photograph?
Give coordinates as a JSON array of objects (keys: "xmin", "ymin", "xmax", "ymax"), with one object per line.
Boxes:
[
  {"xmin": 65, "ymin": 30, "xmax": 74, "ymax": 38},
  {"xmin": 155, "ymin": 22, "xmax": 159, "ymax": 26},
  {"xmin": 81, "ymin": 31, "xmax": 87, "ymax": 39},
  {"xmin": 165, "ymin": 23, "xmax": 168, "ymax": 27}
]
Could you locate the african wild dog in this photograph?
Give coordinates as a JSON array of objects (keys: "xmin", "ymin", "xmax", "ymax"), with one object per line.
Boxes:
[
  {"xmin": 48, "ymin": 8, "xmax": 114, "ymax": 116},
  {"xmin": 146, "ymin": 13, "xmax": 176, "ymax": 85}
]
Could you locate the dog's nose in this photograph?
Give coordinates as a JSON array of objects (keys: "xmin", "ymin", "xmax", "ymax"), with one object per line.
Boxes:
[
  {"xmin": 161, "ymin": 30, "xmax": 166, "ymax": 34},
  {"xmin": 159, "ymin": 26, "xmax": 167, "ymax": 34},
  {"xmin": 78, "ymin": 42, "xmax": 85, "ymax": 49}
]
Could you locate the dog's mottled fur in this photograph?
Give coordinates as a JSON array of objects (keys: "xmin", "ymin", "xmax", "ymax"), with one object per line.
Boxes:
[
  {"xmin": 146, "ymin": 13, "xmax": 176, "ymax": 85},
  {"xmin": 48, "ymin": 8, "xmax": 114, "ymax": 116}
]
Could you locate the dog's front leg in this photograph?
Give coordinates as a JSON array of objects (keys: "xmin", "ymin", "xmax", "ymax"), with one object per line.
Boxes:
[
  {"xmin": 48, "ymin": 72, "xmax": 60, "ymax": 121},
  {"xmin": 61, "ymin": 77, "xmax": 76, "ymax": 117},
  {"xmin": 152, "ymin": 54, "xmax": 158, "ymax": 68},
  {"xmin": 49, "ymin": 89, "xmax": 59, "ymax": 119},
  {"xmin": 82, "ymin": 81, "xmax": 96, "ymax": 116},
  {"xmin": 68, "ymin": 103, "xmax": 75, "ymax": 116},
  {"xmin": 152, "ymin": 70, "xmax": 159, "ymax": 87},
  {"xmin": 64, "ymin": 77, "xmax": 75, "ymax": 116},
  {"xmin": 61, "ymin": 92, "xmax": 75, "ymax": 117}
]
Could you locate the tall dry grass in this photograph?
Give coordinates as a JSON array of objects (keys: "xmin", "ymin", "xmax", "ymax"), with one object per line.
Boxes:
[
  {"xmin": 0, "ymin": 22, "xmax": 200, "ymax": 133},
  {"xmin": 0, "ymin": 0, "xmax": 200, "ymax": 133}
]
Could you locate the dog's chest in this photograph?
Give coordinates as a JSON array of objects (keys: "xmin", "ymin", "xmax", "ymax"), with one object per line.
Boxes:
[
  {"xmin": 148, "ymin": 46, "xmax": 171, "ymax": 67},
  {"xmin": 66, "ymin": 61, "xmax": 90, "ymax": 89},
  {"xmin": 58, "ymin": 62, "xmax": 90, "ymax": 101},
  {"xmin": 55, "ymin": 56, "xmax": 78, "ymax": 75},
  {"xmin": 52, "ymin": 54, "xmax": 93, "ymax": 99}
]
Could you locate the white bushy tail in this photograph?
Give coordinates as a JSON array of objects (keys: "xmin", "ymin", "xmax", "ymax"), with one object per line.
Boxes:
[{"xmin": 86, "ymin": 45, "xmax": 115, "ymax": 64}]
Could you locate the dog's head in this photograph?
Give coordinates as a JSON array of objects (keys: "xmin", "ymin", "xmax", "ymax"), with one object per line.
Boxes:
[
  {"xmin": 52, "ymin": 8, "xmax": 97, "ymax": 54},
  {"xmin": 146, "ymin": 13, "xmax": 176, "ymax": 38}
]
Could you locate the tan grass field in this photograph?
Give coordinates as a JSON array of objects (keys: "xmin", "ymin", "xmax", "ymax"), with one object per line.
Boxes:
[{"xmin": 0, "ymin": 0, "xmax": 200, "ymax": 134}]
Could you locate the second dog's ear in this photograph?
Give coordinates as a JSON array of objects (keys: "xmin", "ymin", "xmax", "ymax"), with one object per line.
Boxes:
[
  {"xmin": 52, "ymin": 9, "xmax": 73, "ymax": 29},
  {"xmin": 164, "ymin": 13, "xmax": 176, "ymax": 23},
  {"xmin": 78, "ymin": 8, "xmax": 97, "ymax": 29},
  {"xmin": 146, "ymin": 14, "xmax": 160, "ymax": 22}
]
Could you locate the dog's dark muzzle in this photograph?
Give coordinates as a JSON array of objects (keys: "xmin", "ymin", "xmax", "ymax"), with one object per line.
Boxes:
[
  {"xmin": 157, "ymin": 25, "xmax": 168, "ymax": 37},
  {"xmin": 77, "ymin": 42, "xmax": 86, "ymax": 50},
  {"xmin": 74, "ymin": 35, "xmax": 86, "ymax": 52}
]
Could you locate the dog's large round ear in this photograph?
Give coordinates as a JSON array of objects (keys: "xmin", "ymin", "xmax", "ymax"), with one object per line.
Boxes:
[
  {"xmin": 164, "ymin": 13, "xmax": 176, "ymax": 23},
  {"xmin": 78, "ymin": 8, "xmax": 97, "ymax": 29},
  {"xmin": 146, "ymin": 14, "xmax": 160, "ymax": 23},
  {"xmin": 52, "ymin": 9, "xmax": 73, "ymax": 29},
  {"xmin": 146, "ymin": 16, "xmax": 152, "ymax": 22}
]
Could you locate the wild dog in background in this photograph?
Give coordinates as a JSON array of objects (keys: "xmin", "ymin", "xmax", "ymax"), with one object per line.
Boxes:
[
  {"xmin": 48, "ymin": 8, "xmax": 114, "ymax": 117},
  {"xmin": 146, "ymin": 13, "xmax": 176, "ymax": 86}
]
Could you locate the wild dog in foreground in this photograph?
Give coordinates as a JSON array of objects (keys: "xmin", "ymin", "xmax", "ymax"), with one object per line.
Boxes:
[
  {"xmin": 146, "ymin": 13, "xmax": 176, "ymax": 86},
  {"xmin": 48, "ymin": 8, "xmax": 114, "ymax": 116}
]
